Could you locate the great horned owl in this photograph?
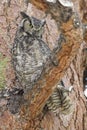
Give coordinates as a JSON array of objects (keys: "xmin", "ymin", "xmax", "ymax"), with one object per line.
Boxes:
[{"xmin": 12, "ymin": 12, "xmax": 58, "ymax": 92}]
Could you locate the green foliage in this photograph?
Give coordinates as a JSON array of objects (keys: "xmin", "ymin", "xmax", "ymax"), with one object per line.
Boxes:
[{"xmin": 0, "ymin": 53, "xmax": 8, "ymax": 89}]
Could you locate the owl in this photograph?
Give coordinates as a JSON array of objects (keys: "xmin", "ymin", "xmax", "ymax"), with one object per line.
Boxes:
[
  {"xmin": 12, "ymin": 12, "xmax": 58, "ymax": 92},
  {"xmin": 44, "ymin": 82, "xmax": 73, "ymax": 115}
]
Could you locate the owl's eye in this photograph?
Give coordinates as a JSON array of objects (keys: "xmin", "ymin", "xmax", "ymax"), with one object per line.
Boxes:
[{"xmin": 23, "ymin": 20, "xmax": 33, "ymax": 32}]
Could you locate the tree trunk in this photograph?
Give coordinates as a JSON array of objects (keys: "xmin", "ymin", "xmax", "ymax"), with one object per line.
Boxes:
[{"xmin": 0, "ymin": 0, "xmax": 87, "ymax": 130}]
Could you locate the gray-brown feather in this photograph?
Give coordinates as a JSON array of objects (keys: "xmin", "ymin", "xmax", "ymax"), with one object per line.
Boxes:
[{"xmin": 12, "ymin": 12, "xmax": 58, "ymax": 92}]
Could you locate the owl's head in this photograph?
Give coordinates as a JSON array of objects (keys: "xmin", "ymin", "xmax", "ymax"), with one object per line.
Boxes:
[{"xmin": 19, "ymin": 12, "xmax": 46, "ymax": 37}]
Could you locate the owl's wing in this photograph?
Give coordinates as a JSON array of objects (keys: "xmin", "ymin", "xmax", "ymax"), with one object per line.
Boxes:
[{"xmin": 38, "ymin": 39, "xmax": 58, "ymax": 66}]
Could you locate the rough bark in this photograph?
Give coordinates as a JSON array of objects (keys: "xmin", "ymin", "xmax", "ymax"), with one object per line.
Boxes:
[{"xmin": 0, "ymin": 0, "xmax": 87, "ymax": 130}]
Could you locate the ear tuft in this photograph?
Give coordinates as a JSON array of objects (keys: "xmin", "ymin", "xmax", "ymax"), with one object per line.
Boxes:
[{"xmin": 20, "ymin": 12, "xmax": 29, "ymax": 18}]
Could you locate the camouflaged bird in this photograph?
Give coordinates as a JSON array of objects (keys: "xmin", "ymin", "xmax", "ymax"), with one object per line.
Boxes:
[
  {"xmin": 44, "ymin": 82, "xmax": 73, "ymax": 115},
  {"xmin": 12, "ymin": 12, "xmax": 58, "ymax": 92}
]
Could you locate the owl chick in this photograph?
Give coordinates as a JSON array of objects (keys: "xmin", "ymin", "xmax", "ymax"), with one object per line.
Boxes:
[
  {"xmin": 44, "ymin": 82, "xmax": 73, "ymax": 115},
  {"xmin": 12, "ymin": 12, "xmax": 58, "ymax": 92}
]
